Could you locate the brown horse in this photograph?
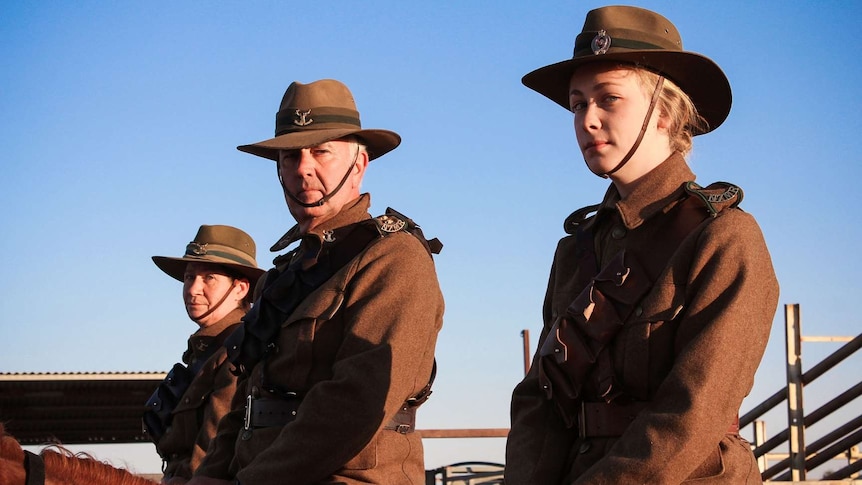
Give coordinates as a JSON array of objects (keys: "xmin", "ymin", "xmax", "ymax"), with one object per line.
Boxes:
[{"xmin": 0, "ymin": 423, "xmax": 157, "ymax": 485}]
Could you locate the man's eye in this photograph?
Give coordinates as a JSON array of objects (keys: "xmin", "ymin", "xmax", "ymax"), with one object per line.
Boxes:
[{"xmin": 570, "ymin": 101, "xmax": 586, "ymax": 112}]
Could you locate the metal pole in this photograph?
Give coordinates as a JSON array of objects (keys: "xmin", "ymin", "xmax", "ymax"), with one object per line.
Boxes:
[
  {"xmin": 521, "ymin": 329, "xmax": 531, "ymax": 376},
  {"xmin": 785, "ymin": 303, "xmax": 806, "ymax": 480}
]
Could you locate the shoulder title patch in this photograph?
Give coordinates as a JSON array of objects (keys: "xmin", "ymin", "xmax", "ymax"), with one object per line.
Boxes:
[
  {"xmin": 377, "ymin": 214, "xmax": 407, "ymax": 233},
  {"xmin": 684, "ymin": 181, "xmax": 743, "ymax": 217}
]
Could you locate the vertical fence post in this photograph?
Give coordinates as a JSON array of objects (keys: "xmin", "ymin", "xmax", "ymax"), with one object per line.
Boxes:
[
  {"xmin": 521, "ymin": 329, "xmax": 531, "ymax": 376},
  {"xmin": 785, "ymin": 303, "xmax": 806, "ymax": 480},
  {"xmin": 754, "ymin": 420, "xmax": 768, "ymax": 472}
]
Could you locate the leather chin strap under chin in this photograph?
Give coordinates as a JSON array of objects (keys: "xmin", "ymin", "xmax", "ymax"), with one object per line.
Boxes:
[
  {"xmin": 280, "ymin": 146, "xmax": 360, "ymax": 208},
  {"xmin": 592, "ymin": 75, "xmax": 665, "ymax": 179},
  {"xmin": 191, "ymin": 280, "xmax": 238, "ymax": 324}
]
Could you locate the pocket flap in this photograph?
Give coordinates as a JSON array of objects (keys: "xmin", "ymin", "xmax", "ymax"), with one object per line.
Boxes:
[{"xmin": 282, "ymin": 287, "xmax": 345, "ymax": 327}]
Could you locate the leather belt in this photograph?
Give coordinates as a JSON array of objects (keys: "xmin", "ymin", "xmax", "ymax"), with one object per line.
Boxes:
[
  {"xmin": 578, "ymin": 401, "xmax": 740, "ymax": 438},
  {"xmin": 244, "ymin": 396, "xmax": 300, "ymax": 429},
  {"xmin": 243, "ymin": 396, "xmax": 418, "ymax": 434}
]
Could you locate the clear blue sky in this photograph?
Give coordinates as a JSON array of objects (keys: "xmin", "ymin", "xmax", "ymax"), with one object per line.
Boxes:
[{"xmin": 2, "ymin": 0, "xmax": 860, "ymax": 476}]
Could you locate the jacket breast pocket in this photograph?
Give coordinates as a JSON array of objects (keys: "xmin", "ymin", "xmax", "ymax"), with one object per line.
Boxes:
[
  {"xmin": 282, "ymin": 287, "xmax": 345, "ymax": 328},
  {"xmin": 272, "ymin": 287, "xmax": 346, "ymax": 390}
]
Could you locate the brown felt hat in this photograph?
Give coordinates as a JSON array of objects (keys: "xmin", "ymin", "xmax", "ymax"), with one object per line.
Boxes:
[
  {"xmin": 152, "ymin": 225, "xmax": 266, "ymax": 288},
  {"xmin": 522, "ymin": 5, "xmax": 731, "ymax": 134},
  {"xmin": 238, "ymin": 79, "xmax": 401, "ymax": 161}
]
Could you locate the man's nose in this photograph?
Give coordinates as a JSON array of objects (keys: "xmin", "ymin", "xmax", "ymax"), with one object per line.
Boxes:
[{"xmin": 294, "ymin": 149, "xmax": 316, "ymax": 175}]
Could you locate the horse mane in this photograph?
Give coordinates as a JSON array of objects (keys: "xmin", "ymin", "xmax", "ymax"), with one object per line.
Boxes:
[
  {"xmin": 1, "ymin": 422, "xmax": 27, "ymax": 485},
  {"xmin": 0, "ymin": 423, "xmax": 157, "ymax": 485}
]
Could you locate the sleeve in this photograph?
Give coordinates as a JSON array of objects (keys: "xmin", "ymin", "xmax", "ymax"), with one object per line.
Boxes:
[
  {"xmin": 505, "ymin": 238, "xmax": 578, "ymax": 484},
  {"xmin": 194, "ymin": 374, "xmax": 248, "ymax": 479},
  {"xmin": 576, "ymin": 210, "xmax": 779, "ymax": 484},
  {"xmin": 236, "ymin": 233, "xmax": 444, "ymax": 484}
]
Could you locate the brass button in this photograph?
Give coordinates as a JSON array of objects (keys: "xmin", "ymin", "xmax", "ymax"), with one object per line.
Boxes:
[{"xmin": 611, "ymin": 226, "xmax": 626, "ymax": 239}]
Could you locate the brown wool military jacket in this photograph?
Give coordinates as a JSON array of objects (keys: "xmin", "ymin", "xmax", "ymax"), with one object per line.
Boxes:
[
  {"xmin": 506, "ymin": 154, "xmax": 779, "ymax": 484},
  {"xmin": 156, "ymin": 309, "xmax": 243, "ymax": 480},
  {"xmin": 195, "ymin": 195, "xmax": 444, "ymax": 485}
]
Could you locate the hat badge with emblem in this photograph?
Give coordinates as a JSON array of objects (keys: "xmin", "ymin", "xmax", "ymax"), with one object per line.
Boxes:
[
  {"xmin": 293, "ymin": 109, "xmax": 313, "ymax": 127},
  {"xmin": 591, "ymin": 29, "xmax": 611, "ymax": 55}
]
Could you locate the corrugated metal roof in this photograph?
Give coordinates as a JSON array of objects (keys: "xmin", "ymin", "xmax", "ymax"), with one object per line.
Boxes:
[{"xmin": 0, "ymin": 372, "xmax": 166, "ymax": 445}]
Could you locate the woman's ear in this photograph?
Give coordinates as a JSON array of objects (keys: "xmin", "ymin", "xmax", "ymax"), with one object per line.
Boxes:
[
  {"xmin": 655, "ymin": 108, "xmax": 671, "ymax": 132},
  {"xmin": 234, "ymin": 278, "xmax": 251, "ymax": 301}
]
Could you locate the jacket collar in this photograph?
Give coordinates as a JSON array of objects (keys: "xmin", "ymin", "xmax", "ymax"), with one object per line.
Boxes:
[
  {"xmin": 270, "ymin": 193, "xmax": 373, "ymax": 252},
  {"xmin": 185, "ymin": 308, "xmax": 245, "ymax": 363},
  {"xmin": 596, "ymin": 152, "xmax": 695, "ymax": 230}
]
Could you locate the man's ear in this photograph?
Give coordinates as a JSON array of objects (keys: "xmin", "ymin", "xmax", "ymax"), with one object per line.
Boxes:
[{"xmin": 352, "ymin": 150, "xmax": 370, "ymax": 186}]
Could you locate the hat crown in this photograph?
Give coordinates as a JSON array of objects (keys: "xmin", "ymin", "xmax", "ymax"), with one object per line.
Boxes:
[
  {"xmin": 280, "ymin": 79, "xmax": 358, "ymax": 114},
  {"xmin": 274, "ymin": 79, "xmax": 362, "ymax": 137},
  {"xmin": 574, "ymin": 6, "xmax": 681, "ymax": 58},
  {"xmin": 190, "ymin": 224, "xmax": 257, "ymax": 262}
]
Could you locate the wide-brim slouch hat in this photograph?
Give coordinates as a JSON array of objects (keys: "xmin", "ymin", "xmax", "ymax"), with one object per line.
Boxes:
[
  {"xmin": 522, "ymin": 5, "xmax": 731, "ymax": 135},
  {"xmin": 152, "ymin": 225, "xmax": 266, "ymax": 289},
  {"xmin": 237, "ymin": 79, "xmax": 401, "ymax": 161}
]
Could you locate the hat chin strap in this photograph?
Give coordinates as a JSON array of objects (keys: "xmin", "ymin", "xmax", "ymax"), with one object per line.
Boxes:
[
  {"xmin": 280, "ymin": 145, "xmax": 360, "ymax": 208},
  {"xmin": 191, "ymin": 280, "xmax": 238, "ymax": 324},
  {"xmin": 591, "ymin": 75, "xmax": 665, "ymax": 179}
]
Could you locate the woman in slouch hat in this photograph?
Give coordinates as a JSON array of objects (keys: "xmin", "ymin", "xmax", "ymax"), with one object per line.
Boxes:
[
  {"xmin": 506, "ymin": 6, "xmax": 778, "ymax": 484},
  {"xmin": 146, "ymin": 225, "xmax": 264, "ymax": 484}
]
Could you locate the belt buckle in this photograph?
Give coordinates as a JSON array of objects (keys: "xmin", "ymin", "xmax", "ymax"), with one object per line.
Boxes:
[{"xmin": 243, "ymin": 393, "xmax": 253, "ymax": 430}]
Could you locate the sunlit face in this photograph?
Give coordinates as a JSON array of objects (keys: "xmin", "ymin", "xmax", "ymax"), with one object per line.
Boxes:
[
  {"xmin": 569, "ymin": 63, "xmax": 670, "ymax": 185},
  {"xmin": 277, "ymin": 139, "xmax": 368, "ymax": 233},
  {"xmin": 182, "ymin": 263, "xmax": 248, "ymax": 328}
]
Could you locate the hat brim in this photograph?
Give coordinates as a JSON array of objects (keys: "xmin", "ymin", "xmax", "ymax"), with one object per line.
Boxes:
[
  {"xmin": 522, "ymin": 51, "xmax": 731, "ymax": 135},
  {"xmin": 152, "ymin": 256, "xmax": 266, "ymax": 292},
  {"xmin": 237, "ymin": 128, "xmax": 401, "ymax": 161}
]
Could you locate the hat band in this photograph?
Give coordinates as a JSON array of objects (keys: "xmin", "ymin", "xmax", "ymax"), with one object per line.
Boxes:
[
  {"xmin": 275, "ymin": 107, "xmax": 361, "ymax": 137},
  {"xmin": 574, "ymin": 34, "xmax": 666, "ymax": 57},
  {"xmin": 185, "ymin": 243, "xmax": 256, "ymax": 268}
]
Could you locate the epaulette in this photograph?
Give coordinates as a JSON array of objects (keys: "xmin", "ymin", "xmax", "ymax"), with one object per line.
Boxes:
[
  {"xmin": 374, "ymin": 208, "xmax": 443, "ymax": 257},
  {"xmin": 564, "ymin": 203, "xmax": 601, "ymax": 235},
  {"xmin": 683, "ymin": 181, "xmax": 743, "ymax": 217}
]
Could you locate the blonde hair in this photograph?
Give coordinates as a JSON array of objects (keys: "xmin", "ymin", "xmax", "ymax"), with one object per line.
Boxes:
[{"xmin": 631, "ymin": 68, "xmax": 706, "ymax": 156}]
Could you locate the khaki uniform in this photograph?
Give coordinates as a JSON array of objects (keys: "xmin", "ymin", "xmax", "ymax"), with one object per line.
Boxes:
[
  {"xmin": 156, "ymin": 309, "xmax": 243, "ymax": 480},
  {"xmin": 506, "ymin": 154, "xmax": 779, "ymax": 484},
  {"xmin": 196, "ymin": 194, "xmax": 444, "ymax": 485}
]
